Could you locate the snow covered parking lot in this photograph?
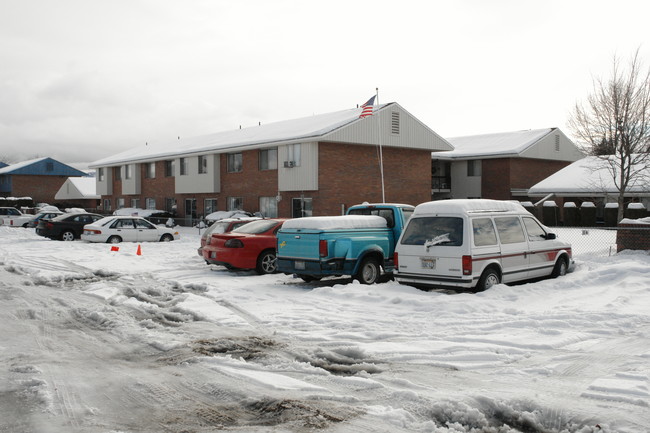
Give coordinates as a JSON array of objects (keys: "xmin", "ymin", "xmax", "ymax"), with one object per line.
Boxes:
[{"xmin": 0, "ymin": 226, "xmax": 648, "ymax": 433}]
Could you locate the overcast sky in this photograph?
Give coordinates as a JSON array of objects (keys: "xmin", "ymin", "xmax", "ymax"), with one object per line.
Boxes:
[{"xmin": 1, "ymin": 0, "xmax": 649, "ymax": 170}]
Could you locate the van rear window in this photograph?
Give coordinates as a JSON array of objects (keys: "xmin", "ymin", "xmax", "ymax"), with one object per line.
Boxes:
[{"xmin": 401, "ymin": 217, "xmax": 463, "ymax": 246}]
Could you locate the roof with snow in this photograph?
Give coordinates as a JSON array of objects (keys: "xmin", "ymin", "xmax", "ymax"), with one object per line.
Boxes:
[
  {"xmin": 89, "ymin": 102, "xmax": 453, "ymax": 168},
  {"xmin": 433, "ymin": 128, "xmax": 583, "ymax": 161},
  {"xmin": 282, "ymin": 215, "xmax": 388, "ymax": 230},
  {"xmin": 528, "ymin": 156, "xmax": 650, "ymax": 197},
  {"xmin": 414, "ymin": 199, "xmax": 529, "ymax": 215},
  {"xmin": 0, "ymin": 157, "xmax": 87, "ymax": 177},
  {"xmin": 54, "ymin": 177, "xmax": 100, "ymax": 200}
]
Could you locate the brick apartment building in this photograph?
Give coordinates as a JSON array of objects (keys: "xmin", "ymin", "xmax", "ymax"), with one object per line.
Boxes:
[
  {"xmin": 89, "ymin": 103, "xmax": 453, "ymax": 222},
  {"xmin": 431, "ymin": 128, "xmax": 584, "ymax": 202},
  {"xmin": 0, "ymin": 157, "xmax": 88, "ymax": 204}
]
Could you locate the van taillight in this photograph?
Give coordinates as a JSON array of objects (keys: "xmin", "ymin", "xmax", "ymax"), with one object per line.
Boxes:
[
  {"xmin": 394, "ymin": 252, "xmax": 399, "ymax": 268},
  {"xmin": 462, "ymin": 255, "xmax": 472, "ymax": 275},
  {"xmin": 319, "ymin": 240, "xmax": 328, "ymax": 257}
]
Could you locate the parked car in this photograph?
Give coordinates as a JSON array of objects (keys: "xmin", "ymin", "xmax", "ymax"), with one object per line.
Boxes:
[
  {"xmin": 81, "ymin": 216, "xmax": 180, "ymax": 243},
  {"xmin": 203, "ymin": 219, "xmax": 288, "ymax": 274},
  {"xmin": 0, "ymin": 207, "xmax": 33, "ymax": 228},
  {"xmin": 197, "ymin": 217, "xmax": 261, "ymax": 258},
  {"xmin": 277, "ymin": 203, "xmax": 414, "ymax": 284},
  {"xmin": 27, "ymin": 210, "xmax": 64, "ymax": 228},
  {"xmin": 112, "ymin": 208, "xmax": 176, "ymax": 226},
  {"xmin": 36, "ymin": 212, "xmax": 104, "ymax": 241},
  {"xmin": 394, "ymin": 199, "xmax": 574, "ymax": 292}
]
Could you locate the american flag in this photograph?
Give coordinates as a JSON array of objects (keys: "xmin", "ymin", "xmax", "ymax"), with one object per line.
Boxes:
[{"xmin": 359, "ymin": 95, "xmax": 376, "ymax": 118}]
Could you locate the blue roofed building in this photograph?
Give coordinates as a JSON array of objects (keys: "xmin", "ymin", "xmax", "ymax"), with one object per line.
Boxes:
[{"xmin": 0, "ymin": 157, "xmax": 88, "ymax": 205}]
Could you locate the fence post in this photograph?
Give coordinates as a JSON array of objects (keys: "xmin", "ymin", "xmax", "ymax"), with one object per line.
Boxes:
[{"xmin": 580, "ymin": 202, "xmax": 596, "ymax": 227}]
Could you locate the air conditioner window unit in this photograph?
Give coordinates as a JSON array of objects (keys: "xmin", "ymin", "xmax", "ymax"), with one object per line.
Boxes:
[{"xmin": 283, "ymin": 161, "xmax": 295, "ymax": 168}]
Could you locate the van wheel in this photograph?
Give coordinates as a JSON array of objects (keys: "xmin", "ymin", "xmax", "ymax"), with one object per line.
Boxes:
[
  {"xmin": 551, "ymin": 256, "xmax": 568, "ymax": 278},
  {"xmin": 355, "ymin": 257, "xmax": 380, "ymax": 284},
  {"xmin": 475, "ymin": 267, "xmax": 500, "ymax": 292}
]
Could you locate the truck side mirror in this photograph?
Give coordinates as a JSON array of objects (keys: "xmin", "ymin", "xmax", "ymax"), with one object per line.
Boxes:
[{"xmin": 546, "ymin": 233, "xmax": 556, "ymax": 240}]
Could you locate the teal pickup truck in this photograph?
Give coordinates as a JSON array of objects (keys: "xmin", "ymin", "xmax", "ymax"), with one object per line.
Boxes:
[{"xmin": 276, "ymin": 203, "xmax": 414, "ymax": 284}]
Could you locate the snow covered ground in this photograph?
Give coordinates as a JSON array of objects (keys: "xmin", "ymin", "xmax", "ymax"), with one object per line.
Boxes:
[{"xmin": 0, "ymin": 225, "xmax": 648, "ymax": 433}]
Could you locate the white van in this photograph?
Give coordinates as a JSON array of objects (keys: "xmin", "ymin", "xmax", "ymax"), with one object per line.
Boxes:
[{"xmin": 394, "ymin": 199, "xmax": 573, "ymax": 291}]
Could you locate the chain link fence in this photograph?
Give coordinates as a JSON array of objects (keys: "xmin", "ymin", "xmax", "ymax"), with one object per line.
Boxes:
[{"xmin": 552, "ymin": 226, "xmax": 650, "ymax": 258}]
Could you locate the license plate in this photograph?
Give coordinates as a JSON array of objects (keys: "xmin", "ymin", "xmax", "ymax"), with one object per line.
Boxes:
[
  {"xmin": 420, "ymin": 257, "xmax": 436, "ymax": 269},
  {"xmin": 294, "ymin": 260, "xmax": 305, "ymax": 270},
  {"xmin": 210, "ymin": 252, "xmax": 217, "ymax": 259}
]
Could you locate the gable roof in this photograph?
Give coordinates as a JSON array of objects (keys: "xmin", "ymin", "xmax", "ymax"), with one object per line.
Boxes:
[
  {"xmin": 0, "ymin": 162, "xmax": 7, "ymax": 169},
  {"xmin": 432, "ymin": 128, "xmax": 582, "ymax": 162},
  {"xmin": 89, "ymin": 102, "xmax": 453, "ymax": 168},
  {"xmin": 0, "ymin": 157, "xmax": 87, "ymax": 177},
  {"xmin": 528, "ymin": 156, "xmax": 650, "ymax": 197},
  {"xmin": 54, "ymin": 177, "xmax": 100, "ymax": 200}
]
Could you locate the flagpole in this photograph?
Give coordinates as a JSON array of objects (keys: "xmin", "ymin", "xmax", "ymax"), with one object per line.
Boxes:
[{"xmin": 376, "ymin": 87, "xmax": 386, "ymax": 203}]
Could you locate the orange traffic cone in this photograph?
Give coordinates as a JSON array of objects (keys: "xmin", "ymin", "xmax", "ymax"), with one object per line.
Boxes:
[
  {"xmin": 136, "ymin": 244, "xmax": 142, "ymax": 256},
  {"xmin": 110, "ymin": 246, "xmax": 119, "ymax": 252}
]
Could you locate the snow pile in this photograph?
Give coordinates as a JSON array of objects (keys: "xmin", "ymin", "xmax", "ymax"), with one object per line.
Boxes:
[{"xmin": 281, "ymin": 215, "xmax": 387, "ymax": 230}]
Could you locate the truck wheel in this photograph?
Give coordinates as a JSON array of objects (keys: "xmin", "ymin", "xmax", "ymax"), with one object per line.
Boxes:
[
  {"xmin": 298, "ymin": 275, "xmax": 321, "ymax": 283},
  {"xmin": 256, "ymin": 250, "xmax": 277, "ymax": 275},
  {"xmin": 355, "ymin": 257, "xmax": 380, "ymax": 284}
]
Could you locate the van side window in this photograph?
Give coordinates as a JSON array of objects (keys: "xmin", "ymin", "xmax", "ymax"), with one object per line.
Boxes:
[
  {"xmin": 523, "ymin": 217, "xmax": 547, "ymax": 241},
  {"xmin": 472, "ymin": 218, "xmax": 498, "ymax": 246},
  {"xmin": 401, "ymin": 217, "xmax": 463, "ymax": 246},
  {"xmin": 494, "ymin": 217, "xmax": 526, "ymax": 244}
]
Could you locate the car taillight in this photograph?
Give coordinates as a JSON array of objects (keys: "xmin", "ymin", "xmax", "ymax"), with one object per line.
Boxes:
[
  {"xmin": 46, "ymin": 222, "xmax": 54, "ymax": 229},
  {"xmin": 206, "ymin": 235, "xmax": 212, "ymax": 245},
  {"xmin": 225, "ymin": 238, "xmax": 244, "ymax": 248},
  {"xmin": 85, "ymin": 229, "xmax": 101, "ymax": 235},
  {"xmin": 319, "ymin": 240, "xmax": 328, "ymax": 257},
  {"xmin": 394, "ymin": 252, "xmax": 399, "ymax": 268},
  {"xmin": 462, "ymin": 255, "xmax": 472, "ymax": 275}
]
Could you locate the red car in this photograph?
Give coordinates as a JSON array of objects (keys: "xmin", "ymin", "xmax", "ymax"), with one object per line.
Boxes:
[{"xmin": 203, "ymin": 218, "xmax": 288, "ymax": 274}]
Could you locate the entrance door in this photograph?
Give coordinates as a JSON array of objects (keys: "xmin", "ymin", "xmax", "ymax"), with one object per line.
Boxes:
[{"xmin": 185, "ymin": 198, "xmax": 197, "ymax": 225}]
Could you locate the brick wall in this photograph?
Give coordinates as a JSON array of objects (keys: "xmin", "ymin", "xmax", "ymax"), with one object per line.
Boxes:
[
  {"xmin": 11, "ymin": 174, "xmax": 68, "ymax": 204},
  {"xmin": 97, "ymin": 143, "xmax": 433, "ymax": 219},
  {"xmin": 616, "ymin": 223, "xmax": 650, "ymax": 252},
  {"xmin": 481, "ymin": 158, "xmax": 572, "ymax": 200}
]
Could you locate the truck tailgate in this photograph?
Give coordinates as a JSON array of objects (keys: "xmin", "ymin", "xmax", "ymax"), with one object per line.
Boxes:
[{"xmin": 277, "ymin": 229, "xmax": 323, "ymax": 261}]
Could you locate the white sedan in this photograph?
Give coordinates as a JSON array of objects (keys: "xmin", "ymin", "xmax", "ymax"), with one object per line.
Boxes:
[{"xmin": 81, "ymin": 216, "xmax": 180, "ymax": 243}]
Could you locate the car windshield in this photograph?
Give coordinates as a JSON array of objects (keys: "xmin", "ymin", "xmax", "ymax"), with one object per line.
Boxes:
[{"xmin": 232, "ymin": 219, "xmax": 279, "ymax": 234}]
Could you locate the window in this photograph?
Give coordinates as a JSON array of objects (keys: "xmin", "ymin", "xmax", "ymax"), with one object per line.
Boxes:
[
  {"xmin": 180, "ymin": 158, "xmax": 188, "ymax": 176},
  {"xmin": 204, "ymin": 198, "xmax": 217, "ymax": 215},
  {"xmin": 125, "ymin": 164, "xmax": 132, "ymax": 180},
  {"xmin": 467, "ymin": 160, "xmax": 481, "ymax": 177},
  {"xmin": 103, "ymin": 198, "xmax": 112, "ymax": 211},
  {"xmin": 114, "ymin": 166, "xmax": 121, "ymax": 181},
  {"xmin": 145, "ymin": 162, "xmax": 155, "ymax": 179},
  {"xmin": 472, "ymin": 218, "xmax": 498, "ymax": 246},
  {"xmin": 286, "ymin": 144, "xmax": 301, "ymax": 167},
  {"xmin": 348, "ymin": 207, "xmax": 397, "ymax": 228},
  {"xmin": 292, "ymin": 197, "xmax": 312, "ymax": 218},
  {"xmin": 165, "ymin": 160, "xmax": 175, "ymax": 177},
  {"xmin": 98, "ymin": 168, "xmax": 105, "ymax": 182},
  {"xmin": 259, "ymin": 148, "xmax": 278, "ymax": 170},
  {"xmin": 145, "ymin": 198, "xmax": 156, "ymax": 210},
  {"xmin": 259, "ymin": 196, "xmax": 278, "ymax": 218},
  {"xmin": 198, "ymin": 155, "xmax": 208, "ymax": 174},
  {"xmin": 165, "ymin": 197, "xmax": 177, "ymax": 214},
  {"xmin": 131, "ymin": 198, "xmax": 140, "ymax": 208},
  {"xmin": 228, "ymin": 197, "xmax": 244, "ymax": 211},
  {"xmin": 400, "ymin": 217, "xmax": 464, "ymax": 247},
  {"xmin": 494, "ymin": 217, "xmax": 526, "ymax": 244},
  {"xmin": 185, "ymin": 198, "xmax": 197, "ymax": 221},
  {"xmin": 227, "ymin": 153, "xmax": 243, "ymax": 173},
  {"xmin": 523, "ymin": 217, "xmax": 547, "ymax": 241},
  {"xmin": 116, "ymin": 197, "xmax": 125, "ymax": 209}
]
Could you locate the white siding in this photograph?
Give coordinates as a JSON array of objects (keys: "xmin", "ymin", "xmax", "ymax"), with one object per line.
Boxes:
[
  {"xmin": 278, "ymin": 142, "xmax": 318, "ymax": 191},
  {"xmin": 175, "ymin": 155, "xmax": 220, "ymax": 194},
  {"xmin": 122, "ymin": 164, "xmax": 140, "ymax": 195},
  {"xmin": 324, "ymin": 105, "xmax": 452, "ymax": 152},
  {"xmin": 96, "ymin": 167, "xmax": 112, "ymax": 195},
  {"xmin": 520, "ymin": 130, "xmax": 584, "ymax": 161},
  {"xmin": 450, "ymin": 161, "xmax": 481, "ymax": 198}
]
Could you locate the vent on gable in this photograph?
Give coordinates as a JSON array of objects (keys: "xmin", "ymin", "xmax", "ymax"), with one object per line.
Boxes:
[
  {"xmin": 391, "ymin": 112, "xmax": 400, "ymax": 134},
  {"xmin": 554, "ymin": 135, "xmax": 560, "ymax": 152}
]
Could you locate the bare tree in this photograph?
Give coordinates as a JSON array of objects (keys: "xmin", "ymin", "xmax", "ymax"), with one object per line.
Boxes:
[{"xmin": 569, "ymin": 49, "xmax": 650, "ymax": 222}]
